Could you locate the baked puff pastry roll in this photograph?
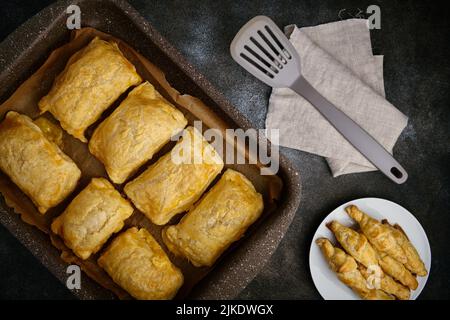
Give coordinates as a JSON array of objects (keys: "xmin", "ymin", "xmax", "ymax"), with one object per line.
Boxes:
[
  {"xmin": 327, "ymin": 220, "xmax": 379, "ymax": 268},
  {"xmin": 328, "ymin": 221, "xmax": 418, "ymax": 290},
  {"xmin": 38, "ymin": 37, "xmax": 142, "ymax": 142},
  {"xmin": 89, "ymin": 81, "xmax": 187, "ymax": 184},
  {"xmin": 124, "ymin": 126, "xmax": 223, "ymax": 225},
  {"xmin": 377, "ymin": 250, "xmax": 418, "ymax": 290},
  {"xmin": 346, "ymin": 205, "xmax": 407, "ymax": 264},
  {"xmin": 98, "ymin": 227, "xmax": 184, "ymax": 300},
  {"xmin": 51, "ymin": 178, "xmax": 133, "ymax": 260},
  {"xmin": 162, "ymin": 169, "xmax": 264, "ymax": 267},
  {"xmin": 0, "ymin": 112, "xmax": 81, "ymax": 214},
  {"xmin": 316, "ymin": 238, "xmax": 394, "ymax": 300},
  {"xmin": 383, "ymin": 222, "xmax": 427, "ymax": 276}
]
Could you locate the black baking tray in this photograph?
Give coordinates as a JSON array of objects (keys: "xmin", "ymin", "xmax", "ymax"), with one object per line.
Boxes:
[{"xmin": 0, "ymin": 0, "xmax": 302, "ymax": 299}]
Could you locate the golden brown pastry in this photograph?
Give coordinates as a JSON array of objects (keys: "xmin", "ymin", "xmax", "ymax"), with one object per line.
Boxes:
[
  {"xmin": 162, "ymin": 169, "xmax": 264, "ymax": 267},
  {"xmin": 124, "ymin": 126, "xmax": 223, "ymax": 225},
  {"xmin": 359, "ymin": 265, "xmax": 410, "ymax": 300},
  {"xmin": 346, "ymin": 205, "xmax": 407, "ymax": 264},
  {"xmin": 89, "ymin": 81, "xmax": 187, "ymax": 184},
  {"xmin": 98, "ymin": 227, "xmax": 183, "ymax": 300},
  {"xmin": 328, "ymin": 221, "xmax": 418, "ymax": 290},
  {"xmin": 383, "ymin": 221, "xmax": 427, "ymax": 276},
  {"xmin": 38, "ymin": 37, "xmax": 142, "ymax": 142},
  {"xmin": 316, "ymin": 238, "xmax": 394, "ymax": 300},
  {"xmin": 377, "ymin": 250, "xmax": 418, "ymax": 290},
  {"xmin": 362, "ymin": 290, "xmax": 395, "ymax": 300},
  {"xmin": 51, "ymin": 178, "xmax": 133, "ymax": 260},
  {"xmin": 33, "ymin": 117, "xmax": 64, "ymax": 147},
  {"xmin": 0, "ymin": 111, "xmax": 81, "ymax": 214},
  {"xmin": 327, "ymin": 221, "xmax": 379, "ymax": 268}
]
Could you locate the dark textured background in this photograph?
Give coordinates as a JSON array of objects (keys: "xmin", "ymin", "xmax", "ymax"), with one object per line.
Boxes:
[{"xmin": 0, "ymin": 0, "xmax": 449, "ymax": 299}]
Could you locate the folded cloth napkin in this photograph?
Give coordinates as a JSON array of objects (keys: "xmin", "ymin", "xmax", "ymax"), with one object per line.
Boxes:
[{"xmin": 265, "ymin": 19, "xmax": 408, "ymax": 177}]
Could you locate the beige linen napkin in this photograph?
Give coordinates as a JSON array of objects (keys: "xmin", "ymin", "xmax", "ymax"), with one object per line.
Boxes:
[{"xmin": 265, "ymin": 19, "xmax": 408, "ymax": 176}]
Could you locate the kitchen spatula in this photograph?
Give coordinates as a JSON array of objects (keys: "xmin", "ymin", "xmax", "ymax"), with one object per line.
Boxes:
[{"xmin": 230, "ymin": 15, "xmax": 408, "ymax": 184}]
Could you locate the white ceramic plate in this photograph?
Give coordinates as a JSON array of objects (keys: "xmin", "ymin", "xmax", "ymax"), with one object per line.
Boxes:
[{"xmin": 309, "ymin": 198, "xmax": 431, "ymax": 300}]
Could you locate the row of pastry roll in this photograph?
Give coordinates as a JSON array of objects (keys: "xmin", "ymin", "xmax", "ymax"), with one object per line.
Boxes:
[
  {"xmin": 49, "ymin": 167, "xmax": 262, "ymax": 299},
  {"xmin": 0, "ymin": 37, "xmax": 265, "ymax": 299},
  {"xmin": 51, "ymin": 177, "xmax": 183, "ymax": 299},
  {"xmin": 317, "ymin": 205, "xmax": 427, "ymax": 300}
]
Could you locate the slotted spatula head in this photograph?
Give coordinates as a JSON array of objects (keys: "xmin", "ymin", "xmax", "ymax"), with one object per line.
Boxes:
[{"xmin": 230, "ymin": 15, "xmax": 301, "ymax": 88}]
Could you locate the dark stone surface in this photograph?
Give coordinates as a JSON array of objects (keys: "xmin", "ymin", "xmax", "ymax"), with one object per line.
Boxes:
[{"xmin": 0, "ymin": 0, "xmax": 449, "ymax": 299}]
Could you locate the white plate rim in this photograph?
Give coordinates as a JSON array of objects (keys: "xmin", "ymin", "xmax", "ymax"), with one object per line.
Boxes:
[{"xmin": 309, "ymin": 197, "xmax": 431, "ymax": 300}]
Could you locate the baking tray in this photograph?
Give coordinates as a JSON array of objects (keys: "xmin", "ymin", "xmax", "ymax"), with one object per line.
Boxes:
[{"xmin": 0, "ymin": 0, "xmax": 302, "ymax": 299}]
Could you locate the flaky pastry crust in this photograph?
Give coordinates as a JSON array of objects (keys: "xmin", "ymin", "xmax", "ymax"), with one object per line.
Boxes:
[{"xmin": 0, "ymin": 112, "xmax": 81, "ymax": 213}]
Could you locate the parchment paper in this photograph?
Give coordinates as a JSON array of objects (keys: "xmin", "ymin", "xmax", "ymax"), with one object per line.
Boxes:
[{"xmin": 0, "ymin": 28, "xmax": 282, "ymax": 299}]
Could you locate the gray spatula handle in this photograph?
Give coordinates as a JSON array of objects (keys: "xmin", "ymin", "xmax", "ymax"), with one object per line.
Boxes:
[{"xmin": 291, "ymin": 76, "xmax": 408, "ymax": 184}]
